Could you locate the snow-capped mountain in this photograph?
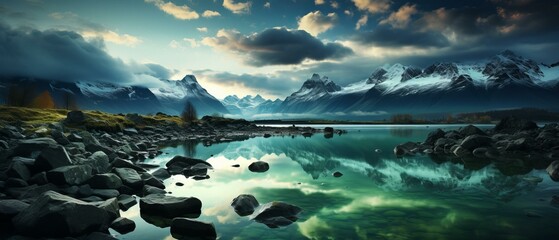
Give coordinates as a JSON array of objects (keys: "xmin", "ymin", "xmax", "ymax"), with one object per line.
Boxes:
[
  {"xmin": 150, "ymin": 75, "xmax": 229, "ymax": 116},
  {"xmin": 277, "ymin": 50, "xmax": 559, "ymax": 118},
  {"xmin": 221, "ymin": 94, "xmax": 282, "ymax": 116}
]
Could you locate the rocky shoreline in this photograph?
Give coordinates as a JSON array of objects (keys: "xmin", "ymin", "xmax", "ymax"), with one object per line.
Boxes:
[
  {"xmin": 394, "ymin": 117, "xmax": 559, "ymax": 181},
  {"xmin": 0, "ymin": 110, "xmax": 317, "ymax": 239}
]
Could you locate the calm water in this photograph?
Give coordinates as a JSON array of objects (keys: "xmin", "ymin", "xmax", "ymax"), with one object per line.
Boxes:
[{"xmin": 117, "ymin": 125, "xmax": 559, "ymax": 240}]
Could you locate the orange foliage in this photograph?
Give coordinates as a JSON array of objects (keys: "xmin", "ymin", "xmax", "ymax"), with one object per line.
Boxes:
[{"xmin": 30, "ymin": 91, "xmax": 55, "ymax": 109}]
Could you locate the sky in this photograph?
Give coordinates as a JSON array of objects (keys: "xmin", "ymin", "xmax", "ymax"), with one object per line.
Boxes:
[{"xmin": 1, "ymin": 0, "xmax": 558, "ymax": 100}]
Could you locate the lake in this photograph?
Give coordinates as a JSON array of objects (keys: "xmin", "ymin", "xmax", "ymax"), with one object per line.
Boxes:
[{"xmin": 117, "ymin": 125, "xmax": 559, "ymax": 240}]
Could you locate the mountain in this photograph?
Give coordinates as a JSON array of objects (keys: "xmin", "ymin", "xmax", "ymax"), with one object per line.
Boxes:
[
  {"xmin": 221, "ymin": 94, "xmax": 282, "ymax": 116},
  {"xmin": 150, "ymin": 75, "xmax": 229, "ymax": 116},
  {"xmin": 0, "ymin": 78, "xmax": 163, "ymax": 114},
  {"xmin": 277, "ymin": 50, "xmax": 559, "ymax": 118}
]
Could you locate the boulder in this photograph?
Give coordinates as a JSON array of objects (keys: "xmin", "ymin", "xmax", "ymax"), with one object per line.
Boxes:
[
  {"xmin": 82, "ymin": 151, "xmax": 110, "ymax": 174},
  {"xmin": 6, "ymin": 178, "xmax": 28, "ymax": 188},
  {"xmin": 324, "ymin": 127, "xmax": 334, "ymax": 133},
  {"xmin": 117, "ymin": 194, "xmax": 137, "ymax": 211},
  {"xmin": 251, "ymin": 202, "xmax": 302, "ymax": 228},
  {"xmin": 183, "ymin": 163, "xmax": 211, "ymax": 177},
  {"xmin": 111, "ymin": 158, "xmax": 146, "ymax": 173},
  {"xmin": 67, "ymin": 133, "xmax": 83, "ymax": 142},
  {"xmin": 110, "ymin": 217, "xmax": 136, "ymax": 234},
  {"xmin": 141, "ymin": 175, "xmax": 165, "ymax": 189},
  {"xmin": 505, "ymin": 138, "xmax": 529, "ymax": 151},
  {"xmin": 143, "ymin": 185, "xmax": 166, "ymax": 195},
  {"xmin": 113, "ymin": 168, "xmax": 143, "ymax": 190},
  {"xmin": 231, "ymin": 194, "xmax": 259, "ymax": 216},
  {"xmin": 14, "ymin": 137, "xmax": 57, "ymax": 157},
  {"xmin": 0, "ymin": 199, "xmax": 29, "ymax": 223},
  {"xmin": 139, "ymin": 194, "xmax": 202, "ymax": 218},
  {"xmin": 151, "ymin": 168, "xmax": 171, "ymax": 180},
  {"xmin": 92, "ymin": 189, "xmax": 120, "ymax": 199},
  {"xmin": 29, "ymin": 172, "xmax": 49, "ymax": 185},
  {"xmin": 332, "ymin": 171, "xmax": 343, "ymax": 177},
  {"xmin": 65, "ymin": 110, "xmax": 86, "ymax": 124},
  {"xmin": 459, "ymin": 125, "xmax": 486, "ymax": 137},
  {"xmin": 425, "ymin": 129, "xmax": 446, "ymax": 145},
  {"xmin": 248, "ymin": 161, "xmax": 269, "ymax": 173},
  {"xmin": 47, "ymin": 165, "xmax": 93, "ymax": 186},
  {"xmin": 12, "ymin": 191, "xmax": 111, "ymax": 237},
  {"xmin": 166, "ymin": 156, "xmax": 212, "ymax": 174},
  {"xmin": 6, "ymin": 161, "xmax": 31, "ymax": 181},
  {"xmin": 86, "ymin": 143, "xmax": 114, "ymax": 156},
  {"xmin": 459, "ymin": 135, "xmax": 492, "ymax": 150},
  {"xmin": 547, "ymin": 160, "xmax": 559, "ymax": 181},
  {"xmin": 171, "ymin": 218, "xmax": 217, "ymax": 240},
  {"xmin": 88, "ymin": 173, "xmax": 123, "ymax": 189},
  {"xmin": 495, "ymin": 117, "xmax": 538, "ymax": 133},
  {"xmin": 35, "ymin": 145, "xmax": 73, "ymax": 171},
  {"xmin": 95, "ymin": 197, "xmax": 120, "ymax": 220}
]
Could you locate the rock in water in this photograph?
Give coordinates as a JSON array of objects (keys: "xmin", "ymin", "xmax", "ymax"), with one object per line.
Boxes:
[
  {"xmin": 251, "ymin": 201, "xmax": 302, "ymax": 228},
  {"xmin": 139, "ymin": 194, "xmax": 202, "ymax": 218},
  {"xmin": 248, "ymin": 161, "xmax": 269, "ymax": 173},
  {"xmin": 113, "ymin": 168, "xmax": 143, "ymax": 190},
  {"xmin": 332, "ymin": 171, "xmax": 343, "ymax": 177},
  {"xmin": 166, "ymin": 156, "xmax": 212, "ymax": 174},
  {"xmin": 459, "ymin": 135, "xmax": 492, "ymax": 150},
  {"xmin": 110, "ymin": 217, "xmax": 136, "ymax": 234},
  {"xmin": 12, "ymin": 191, "xmax": 111, "ymax": 237},
  {"xmin": 171, "ymin": 218, "xmax": 217, "ymax": 240},
  {"xmin": 494, "ymin": 117, "xmax": 538, "ymax": 133},
  {"xmin": 231, "ymin": 194, "xmax": 259, "ymax": 216},
  {"xmin": 547, "ymin": 160, "xmax": 559, "ymax": 181},
  {"xmin": 424, "ymin": 129, "xmax": 445, "ymax": 145}
]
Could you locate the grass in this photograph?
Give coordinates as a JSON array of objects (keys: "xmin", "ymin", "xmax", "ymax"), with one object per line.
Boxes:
[{"xmin": 0, "ymin": 106, "xmax": 183, "ymax": 132}]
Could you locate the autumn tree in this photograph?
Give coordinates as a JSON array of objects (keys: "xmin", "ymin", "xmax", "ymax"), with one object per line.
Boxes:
[
  {"xmin": 181, "ymin": 101, "xmax": 197, "ymax": 123},
  {"xmin": 29, "ymin": 91, "xmax": 55, "ymax": 109}
]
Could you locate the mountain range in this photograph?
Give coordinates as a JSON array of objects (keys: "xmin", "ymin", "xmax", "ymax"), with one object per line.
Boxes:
[{"xmin": 1, "ymin": 50, "xmax": 557, "ymax": 119}]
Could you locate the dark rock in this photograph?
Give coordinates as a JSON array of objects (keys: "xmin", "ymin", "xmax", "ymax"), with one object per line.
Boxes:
[
  {"xmin": 95, "ymin": 197, "xmax": 120, "ymax": 220},
  {"xmin": 117, "ymin": 194, "xmax": 137, "ymax": 211},
  {"xmin": 193, "ymin": 175, "xmax": 210, "ymax": 181},
  {"xmin": 459, "ymin": 125, "xmax": 486, "ymax": 137},
  {"xmin": 123, "ymin": 128, "xmax": 138, "ymax": 135},
  {"xmin": 142, "ymin": 176, "xmax": 165, "ymax": 189},
  {"xmin": 29, "ymin": 172, "xmax": 48, "ymax": 185},
  {"xmin": 13, "ymin": 137, "xmax": 57, "ymax": 157},
  {"xmin": 460, "ymin": 135, "xmax": 492, "ymax": 150},
  {"xmin": 324, "ymin": 127, "xmax": 334, "ymax": 133},
  {"xmin": 251, "ymin": 201, "xmax": 302, "ymax": 228},
  {"xmin": 35, "ymin": 145, "xmax": 73, "ymax": 171},
  {"xmin": 231, "ymin": 164, "xmax": 240, "ymax": 168},
  {"xmin": 263, "ymin": 133, "xmax": 271, "ymax": 138},
  {"xmin": 425, "ymin": 129, "xmax": 445, "ymax": 145},
  {"xmin": 0, "ymin": 140, "xmax": 9, "ymax": 150},
  {"xmin": 86, "ymin": 143, "xmax": 114, "ymax": 156},
  {"xmin": 82, "ymin": 151, "xmax": 110, "ymax": 174},
  {"xmin": 231, "ymin": 194, "xmax": 259, "ymax": 216},
  {"xmin": 65, "ymin": 110, "xmax": 86, "ymax": 124},
  {"xmin": 183, "ymin": 163, "xmax": 211, "ymax": 177},
  {"xmin": 248, "ymin": 161, "xmax": 269, "ymax": 173},
  {"xmin": 332, "ymin": 171, "xmax": 343, "ymax": 177},
  {"xmin": 6, "ymin": 161, "xmax": 31, "ymax": 181},
  {"xmin": 166, "ymin": 156, "xmax": 212, "ymax": 174},
  {"xmin": 111, "ymin": 158, "xmax": 146, "ymax": 173},
  {"xmin": 151, "ymin": 168, "xmax": 171, "ymax": 180},
  {"xmin": 6, "ymin": 178, "xmax": 28, "ymax": 188},
  {"xmin": 112, "ymin": 168, "xmax": 143, "ymax": 190},
  {"xmin": 0, "ymin": 199, "xmax": 29, "ymax": 224},
  {"xmin": 547, "ymin": 160, "xmax": 559, "ymax": 181},
  {"xmin": 47, "ymin": 165, "xmax": 93, "ymax": 186},
  {"xmin": 110, "ymin": 217, "xmax": 136, "ymax": 234},
  {"xmin": 506, "ymin": 138, "xmax": 529, "ymax": 151},
  {"xmin": 472, "ymin": 147, "xmax": 488, "ymax": 158},
  {"xmin": 12, "ymin": 191, "xmax": 111, "ymax": 237},
  {"xmin": 394, "ymin": 142, "xmax": 418, "ymax": 156},
  {"xmin": 171, "ymin": 218, "xmax": 217, "ymax": 240},
  {"xmin": 143, "ymin": 185, "xmax": 166, "ymax": 195},
  {"xmin": 78, "ymin": 184, "xmax": 93, "ymax": 197},
  {"xmin": 83, "ymin": 232, "xmax": 118, "ymax": 240},
  {"xmin": 495, "ymin": 117, "xmax": 538, "ymax": 133},
  {"xmin": 92, "ymin": 189, "xmax": 120, "ymax": 199},
  {"xmin": 81, "ymin": 196, "xmax": 104, "ymax": 202},
  {"xmin": 139, "ymin": 194, "xmax": 202, "ymax": 218},
  {"xmin": 88, "ymin": 173, "xmax": 123, "ymax": 189},
  {"xmin": 6, "ymin": 183, "xmax": 59, "ymax": 199},
  {"xmin": 67, "ymin": 133, "xmax": 83, "ymax": 142}
]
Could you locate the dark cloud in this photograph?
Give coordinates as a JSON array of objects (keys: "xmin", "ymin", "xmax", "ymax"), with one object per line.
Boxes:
[
  {"xmin": 353, "ymin": 26, "xmax": 450, "ymax": 47},
  {"xmin": 202, "ymin": 27, "xmax": 353, "ymax": 66},
  {"xmin": 137, "ymin": 63, "xmax": 178, "ymax": 80}
]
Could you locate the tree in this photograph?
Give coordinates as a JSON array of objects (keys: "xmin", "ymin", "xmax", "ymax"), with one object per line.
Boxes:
[
  {"xmin": 29, "ymin": 91, "xmax": 55, "ymax": 109},
  {"xmin": 181, "ymin": 101, "xmax": 197, "ymax": 123}
]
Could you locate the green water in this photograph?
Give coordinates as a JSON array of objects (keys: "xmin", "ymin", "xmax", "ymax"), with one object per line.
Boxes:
[{"xmin": 118, "ymin": 125, "xmax": 559, "ymax": 240}]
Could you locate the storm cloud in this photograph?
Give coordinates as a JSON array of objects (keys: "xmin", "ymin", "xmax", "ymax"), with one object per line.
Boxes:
[
  {"xmin": 202, "ymin": 27, "xmax": 353, "ymax": 66},
  {"xmin": 353, "ymin": 26, "xmax": 450, "ymax": 48}
]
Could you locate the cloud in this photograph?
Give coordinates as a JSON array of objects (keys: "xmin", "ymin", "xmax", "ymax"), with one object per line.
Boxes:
[
  {"xmin": 201, "ymin": 28, "xmax": 353, "ymax": 66},
  {"xmin": 297, "ymin": 11, "xmax": 338, "ymax": 36},
  {"xmin": 81, "ymin": 30, "xmax": 142, "ymax": 46},
  {"xmin": 135, "ymin": 63, "xmax": 178, "ymax": 80},
  {"xmin": 330, "ymin": 1, "xmax": 339, "ymax": 9},
  {"xmin": 183, "ymin": 38, "xmax": 199, "ymax": 47},
  {"xmin": 352, "ymin": 0, "xmax": 391, "ymax": 14},
  {"xmin": 264, "ymin": 2, "xmax": 271, "ymax": 8},
  {"xmin": 344, "ymin": 10, "xmax": 353, "ymax": 16},
  {"xmin": 145, "ymin": 0, "xmax": 199, "ymax": 20},
  {"xmin": 169, "ymin": 38, "xmax": 199, "ymax": 48},
  {"xmin": 315, "ymin": 0, "xmax": 325, "ymax": 5},
  {"xmin": 202, "ymin": 10, "xmax": 221, "ymax": 18},
  {"xmin": 353, "ymin": 26, "xmax": 449, "ymax": 48},
  {"xmin": 197, "ymin": 27, "xmax": 208, "ymax": 32},
  {"xmin": 355, "ymin": 15, "xmax": 368, "ymax": 30},
  {"xmin": 223, "ymin": 0, "xmax": 252, "ymax": 14},
  {"xmin": 380, "ymin": 4, "xmax": 417, "ymax": 29}
]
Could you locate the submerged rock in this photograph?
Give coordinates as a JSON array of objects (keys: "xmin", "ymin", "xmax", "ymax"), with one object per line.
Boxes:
[
  {"xmin": 332, "ymin": 171, "xmax": 343, "ymax": 177},
  {"xmin": 231, "ymin": 194, "xmax": 259, "ymax": 216},
  {"xmin": 248, "ymin": 161, "xmax": 269, "ymax": 173},
  {"xmin": 251, "ymin": 201, "xmax": 302, "ymax": 228},
  {"xmin": 166, "ymin": 156, "xmax": 212, "ymax": 175},
  {"xmin": 139, "ymin": 194, "xmax": 202, "ymax": 218},
  {"xmin": 171, "ymin": 218, "xmax": 217, "ymax": 240}
]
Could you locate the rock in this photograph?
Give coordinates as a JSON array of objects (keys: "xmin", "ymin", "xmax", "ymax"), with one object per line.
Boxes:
[
  {"xmin": 176, "ymin": 182, "xmax": 184, "ymax": 186},
  {"xmin": 35, "ymin": 145, "xmax": 73, "ymax": 171},
  {"xmin": 324, "ymin": 127, "xmax": 334, "ymax": 133},
  {"xmin": 117, "ymin": 194, "xmax": 137, "ymax": 211},
  {"xmin": 263, "ymin": 133, "xmax": 271, "ymax": 138},
  {"xmin": 171, "ymin": 218, "xmax": 217, "ymax": 240},
  {"xmin": 248, "ymin": 161, "xmax": 269, "ymax": 173},
  {"xmin": 95, "ymin": 197, "xmax": 120, "ymax": 220},
  {"xmin": 6, "ymin": 161, "xmax": 31, "ymax": 181},
  {"xmin": 143, "ymin": 185, "xmax": 166, "ymax": 195},
  {"xmin": 394, "ymin": 142, "xmax": 418, "ymax": 156},
  {"xmin": 505, "ymin": 138, "xmax": 529, "ymax": 151},
  {"xmin": 13, "ymin": 137, "xmax": 57, "ymax": 158},
  {"xmin": 522, "ymin": 176, "xmax": 543, "ymax": 184},
  {"xmin": 67, "ymin": 133, "xmax": 83, "ymax": 142},
  {"xmin": 251, "ymin": 201, "xmax": 302, "ymax": 228},
  {"xmin": 166, "ymin": 156, "xmax": 212, "ymax": 174},
  {"xmin": 151, "ymin": 168, "xmax": 171, "ymax": 180},
  {"xmin": 458, "ymin": 125, "xmax": 486, "ymax": 137},
  {"xmin": 139, "ymin": 194, "xmax": 202, "ymax": 218},
  {"xmin": 231, "ymin": 164, "xmax": 240, "ymax": 168},
  {"xmin": 472, "ymin": 147, "xmax": 488, "ymax": 158},
  {"xmin": 547, "ymin": 160, "xmax": 559, "ymax": 181},
  {"xmin": 81, "ymin": 196, "xmax": 104, "ymax": 202},
  {"xmin": 47, "ymin": 165, "xmax": 93, "ymax": 186},
  {"xmin": 142, "ymin": 175, "xmax": 165, "ymax": 189},
  {"xmin": 332, "ymin": 171, "xmax": 343, "ymax": 177},
  {"xmin": 112, "ymin": 168, "xmax": 143, "ymax": 190},
  {"xmin": 12, "ymin": 191, "xmax": 111, "ymax": 237},
  {"xmin": 29, "ymin": 172, "xmax": 49, "ymax": 185},
  {"xmin": 65, "ymin": 110, "xmax": 86, "ymax": 124},
  {"xmin": 110, "ymin": 217, "xmax": 136, "ymax": 234},
  {"xmin": 231, "ymin": 194, "xmax": 259, "ymax": 216},
  {"xmin": 92, "ymin": 189, "xmax": 120, "ymax": 199},
  {"xmin": 83, "ymin": 151, "xmax": 110, "ymax": 174},
  {"xmin": 83, "ymin": 232, "xmax": 118, "ymax": 240},
  {"xmin": 6, "ymin": 178, "xmax": 28, "ymax": 188},
  {"xmin": 425, "ymin": 129, "xmax": 446, "ymax": 145},
  {"xmin": 86, "ymin": 143, "xmax": 114, "ymax": 156},
  {"xmin": 0, "ymin": 140, "xmax": 8, "ymax": 149},
  {"xmin": 0, "ymin": 199, "xmax": 29, "ymax": 223},
  {"xmin": 111, "ymin": 158, "xmax": 146, "ymax": 173},
  {"xmin": 88, "ymin": 173, "xmax": 123, "ymax": 189},
  {"xmin": 183, "ymin": 163, "xmax": 211, "ymax": 177},
  {"xmin": 123, "ymin": 128, "xmax": 138, "ymax": 135},
  {"xmin": 495, "ymin": 117, "xmax": 538, "ymax": 133},
  {"xmin": 459, "ymin": 135, "xmax": 492, "ymax": 150},
  {"xmin": 79, "ymin": 184, "xmax": 94, "ymax": 197}
]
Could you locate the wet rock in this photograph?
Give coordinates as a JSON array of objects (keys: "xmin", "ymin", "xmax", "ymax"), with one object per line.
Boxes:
[
  {"xmin": 12, "ymin": 191, "xmax": 111, "ymax": 237},
  {"xmin": 151, "ymin": 168, "xmax": 171, "ymax": 180},
  {"xmin": 248, "ymin": 161, "xmax": 269, "ymax": 173},
  {"xmin": 143, "ymin": 185, "xmax": 166, "ymax": 195},
  {"xmin": 183, "ymin": 163, "xmax": 211, "ymax": 177},
  {"xmin": 425, "ymin": 129, "xmax": 446, "ymax": 145},
  {"xmin": 231, "ymin": 194, "xmax": 259, "ymax": 216},
  {"xmin": 92, "ymin": 189, "xmax": 120, "ymax": 199},
  {"xmin": 82, "ymin": 151, "xmax": 110, "ymax": 174},
  {"xmin": 65, "ymin": 110, "xmax": 86, "ymax": 124},
  {"xmin": 459, "ymin": 125, "xmax": 486, "ymax": 137},
  {"xmin": 263, "ymin": 133, "xmax": 271, "ymax": 138},
  {"xmin": 459, "ymin": 135, "xmax": 492, "ymax": 150},
  {"xmin": 332, "ymin": 171, "xmax": 343, "ymax": 177},
  {"xmin": 112, "ymin": 168, "xmax": 143, "ymax": 190},
  {"xmin": 110, "ymin": 217, "xmax": 136, "ymax": 234},
  {"xmin": 139, "ymin": 194, "xmax": 202, "ymax": 218},
  {"xmin": 111, "ymin": 158, "xmax": 146, "ymax": 173},
  {"xmin": 166, "ymin": 156, "xmax": 212, "ymax": 174},
  {"xmin": 47, "ymin": 165, "xmax": 93, "ymax": 186},
  {"xmin": 67, "ymin": 133, "xmax": 83, "ymax": 142},
  {"xmin": 142, "ymin": 175, "xmax": 165, "ymax": 189},
  {"xmin": 171, "ymin": 218, "xmax": 217, "ymax": 240},
  {"xmin": 117, "ymin": 194, "xmax": 137, "ymax": 211},
  {"xmin": 0, "ymin": 140, "xmax": 8, "ymax": 150},
  {"xmin": 123, "ymin": 128, "xmax": 138, "ymax": 135},
  {"xmin": 34, "ymin": 145, "xmax": 73, "ymax": 171},
  {"xmin": 394, "ymin": 142, "xmax": 418, "ymax": 156},
  {"xmin": 95, "ymin": 197, "xmax": 120, "ymax": 220},
  {"xmin": 251, "ymin": 201, "xmax": 302, "ymax": 228},
  {"xmin": 324, "ymin": 127, "xmax": 334, "ymax": 134},
  {"xmin": 88, "ymin": 173, "xmax": 123, "ymax": 189},
  {"xmin": 505, "ymin": 138, "xmax": 529, "ymax": 151},
  {"xmin": 495, "ymin": 117, "xmax": 538, "ymax": 133},
  {"xmin": 231, "ymin": 164, "xmax": 240, "ymax": 168},
  {"xmin": 546, "ymin": 160, "xmax": 559, "ymax": 181}
]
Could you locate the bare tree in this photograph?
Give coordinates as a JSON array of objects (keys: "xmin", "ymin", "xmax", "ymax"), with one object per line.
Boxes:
[{"xmin": 181, "ymin": 101, "xmax": 197, "ymax": 123}]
